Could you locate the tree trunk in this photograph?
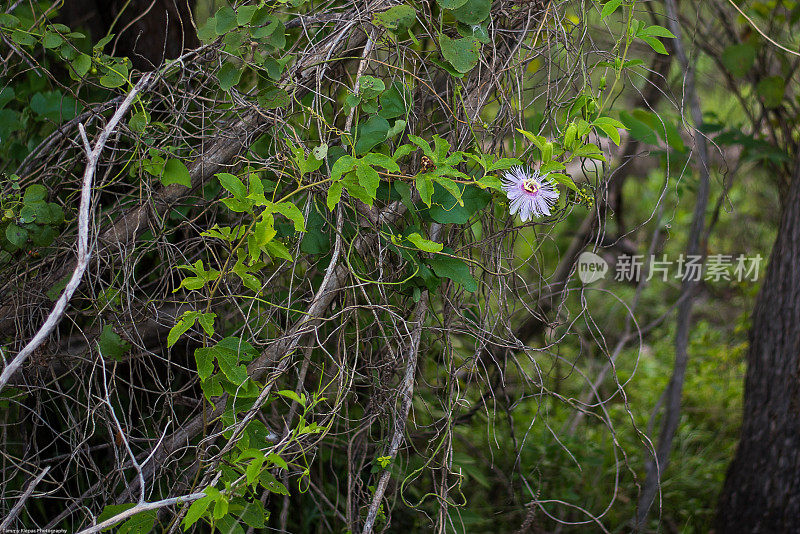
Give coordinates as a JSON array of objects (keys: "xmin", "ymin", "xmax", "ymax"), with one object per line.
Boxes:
[{"xmin": 716, "ymin": 163, "xmax": 800, "ymax": 531}]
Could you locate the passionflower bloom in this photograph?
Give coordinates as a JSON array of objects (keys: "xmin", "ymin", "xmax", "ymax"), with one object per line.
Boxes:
[{"xmin": 502, "ymin": 166, "xmax": 559, "ymax": 221}]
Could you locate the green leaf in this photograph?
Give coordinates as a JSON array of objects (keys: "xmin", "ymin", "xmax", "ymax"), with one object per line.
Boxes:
[
  {"xmin": 42, "ymin": 30, "xmax": 63, "ymax": 49},
  {"xmin": 162, "ymin": 159, "xmax": 191, "ymax": 187},
  {"xmin": 168, "ymin": 314, "xmax": 196, "ymax": 348},
  {"xmin": 258, "ymin": 86, "xmax": 289, "ymax": 109},
  {"xmin": 72, "ymin": 53, "xmax": 92, "ymax": 77},
  {"xmin": 452, "ymin": 0, "xmax": 491, "ymax": 25},
  {"xmin": 428, "ymin": 253, "xmax": 478, "ymax": 292},
  {"xmin": 117, "ymin": 510, "xmax": 156, "ymax": 534},
  {"xmin": 98, "ymin": 325, "xmax": 131, "ymax": 361},
  {"xmin": 195, "ymin": 348, "xmax": 215, "ymax": 381},
  {"xmin": 215, "ymin": 515, "xmax": 245, "ymax": 534},
  {"xmin": 593, "ymin": 116, "xmax": 626, "ymax": 145},
  {"xmin": 10, "ymin": 29, "xmax": 36, "ymax": 46},
  {"xmin": 408, "ymin": 135, "xmax": 434, "ymax": 158},
  {"xmin": 619, "ymin": 111, "xmax": 657, "ymax": 144},
  {"xmin": 97, "ymin": 504, "xmax": 135, "ymax": 530},
  {"xmin": 416, "ymin": 174, "xmax": 434, "ymax": 207},
  {"xmin": 436, "ymin": 0, "xmax": 469, "ymax": 9},
  {"xmin": 354, "ymin": 115, "xmax": 390, "ymax": 155},
  {"xmin": 571, "ymin": 143, "xmax": 606, "ymax": 161},
  {"xmin": 290, "ymin": 143, "xmax": 324, "ymax": 176},
  {"xmin": 218, "ymin": 61, "xmax": 243, "ymax": 91},
  {"xmin": 327, "ymin": 182, "xmax": 343, "ymax": 211},
  {"xmin": 301, "ymin": 204, "xmax": 330, "ymax": 254},
  {"xmin": 601, "ymin": 0, "xmax": 622, "ymax": 19},
  {"xmin": 238, "ymin": 501, "xmax": 267, "ymax": 528},
  {"xmin": 197, "ymin": 18, "xmax": 217, "ymax": 42},
  {"xmin": 640, "ymin": 24, "xmax": 676, "ymax": 39},
  {"xmin": 216, "ymin": 349, "xmax": 249, "ymax": 385},
  {"xmin": 639, "ymin": 35, "xmax": 667, "ymax": 55},
  {"xmin": 271, "ymin": 202, "xmax": 306, "ymax": 232},
  {"xmin": 23, "ymin": 184, "xmax": 47, "ymax": 203},
  {"xmin": 721, "ymin": 44, "xmax": 756, "ymax": 78},
  {"xmin": 407, "ymin": 232, "xmax": 443, "ymax": 252},
  {"xmin": 439, "ymin": 34, "xmax": 480, "ymax": 74},
  {"xmin": 427, "ymin": 182, "xmax": 490, "ymax": 224},
  {"xmin": 99, "ymin": 64, "xmax": 128, "ymax": 88},
  {"xmin": 476, "ymin": 175, "xmax": 503, "ymax": 191},
  {"xmin": 379, "ymin": 81, "xmax": 411, "ymax": 119},
  {"xmin": 237, "ymin": 5, "xmax": 258, "ymax": 25},
  {"xmin": 214, "ymin": 6, "xmax": 238, "ymax": 34},
  {"xmin": 198, "ymin": 312, "xmax": 216, "ymax": 336},
  {"xmin": 358, "ymin": 75, "xmax": 385, "ymax": 99},
  {"xmin": 757, "ymin": 76, "xmax": 785, "ymax": 108},
  {"xmin": 259, "ymin": 471, "xmax": 290, "ymax": 494},
  {"xmin": 217, "ymin": 173, "xmax": 247, "ymax": 198},
  {"xmin": 30, "ymin": 92, "xmax": 79, "ymax": 122},
  {"xmin": 129, "ymin": 110, "xmax": 150, "ymax": 133},
  {"xmin": 356, "ymin": 164, "xmax": 380, "ymax": 200},
  {"xmin": 183, "ymin": 495, "xmax": 213, "ymax": 530},
  {"xmin": 0, "ymin": 109, "xmax": 21, "ymax": 141},
  {"xmin": 5, "ymin": 224, "xmax": 27, "ymax": 247},
  {"xmin": 373, "ymin": 5, "xmax": 416, "ymax": 31},
  {"xmin": 362, "ymin": 152, "xmax": 400, "ymax": 172}
]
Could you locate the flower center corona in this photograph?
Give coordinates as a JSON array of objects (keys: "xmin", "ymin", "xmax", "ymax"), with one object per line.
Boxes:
[{"xmin": 523, "ymin": 179, "xmax": 540, "ymax": 194}]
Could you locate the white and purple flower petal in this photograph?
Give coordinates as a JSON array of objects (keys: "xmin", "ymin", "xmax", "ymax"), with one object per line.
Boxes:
[{"xmin": 502, "ymin": 166, "xmax": 559, "ymax": 222}]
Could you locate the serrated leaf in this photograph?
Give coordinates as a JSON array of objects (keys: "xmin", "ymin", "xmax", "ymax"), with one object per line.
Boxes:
[
  {"xmin": 238, "ymin": 501, "xmax": 267, "ymax": 528},
  {"xmin": 117, "ymin": 510, "xmax": 156, "ymax": 534},
  {"xmin": 217, "ymin": 173, "xmax": 247, "ymax": 198},
  {"xmin": 640, "ymin": 24, "xmax": 675, "ymax": 39},
  {"xmin": 271, "ymin": 202, "xmax": 306, "ymax": 232},
  {"xmin": 183, "ymin": 495, "xmax": 213, "ymax": 530}
]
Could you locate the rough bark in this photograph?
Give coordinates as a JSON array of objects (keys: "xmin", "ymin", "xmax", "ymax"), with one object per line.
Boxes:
[{"xmin": 716, "ymin": 162, "xmax": 800, "ymax": 532}]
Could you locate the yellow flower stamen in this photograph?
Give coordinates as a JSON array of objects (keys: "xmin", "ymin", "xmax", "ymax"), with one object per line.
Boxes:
[{"xmin": 523, "ymin": 179, "xmax": 540, "ymax": 194}]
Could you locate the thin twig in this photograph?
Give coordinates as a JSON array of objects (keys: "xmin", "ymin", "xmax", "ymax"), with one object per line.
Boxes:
[
  {"xmin": 75, "ymin": 492, "xmax": 208, "ymax": 534},
  {"xmin": 362, "ymin": 223, "xmax": 442, "ymax": 534},
  {"xmin": 0, "ymin": 465, "xmax": 50, "ymax": 530},
  {"xmin": 0, "ymin": 72, "xmax": 152, "ymax": 395}
]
